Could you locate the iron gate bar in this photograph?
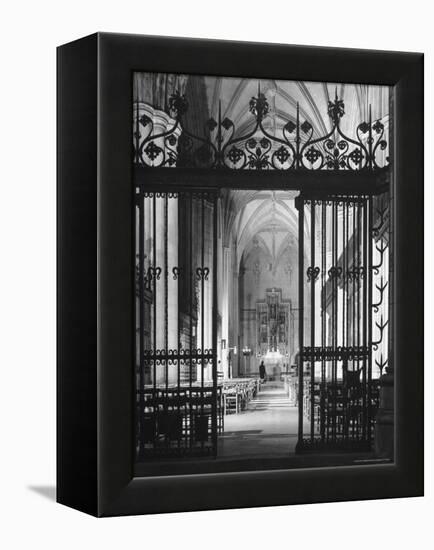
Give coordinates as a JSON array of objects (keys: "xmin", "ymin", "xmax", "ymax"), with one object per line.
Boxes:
[
  {"xmin": 138, "ymin": 195, "xmax": 145, "ymax": 457},
  {"xmin": 201, "ymin": 195, "xmax": 205, "ymax": 447},
  {"xmin": 164, "ymin": 194, "xmax": 168, "ymax": 398},
  {"xmin": 362, "ymin": 199, "xmax": 368, "ymax": 440},
  {"xmin": 189, "ymin": 193, "xmax": 193, "ymax": 394},
  {"xmin": 310, "ymin": 200, "xmax": 315, "ymax": 440},
  {"xmin": 153, "ymin": 194, "xmax": 157, "ymax": 389},
  {"xmin": 342, "ymin": 200, "xmax": 348, "ymax": 444},
  {"xmin": 297, "ymin": 197, "xmax": 304, "ymax": 447},
  {"xmin": 333, "ymin": 200, "xmax": 338, "ymax": 441},
  {"xmin": 367, "ymin": 197, "xmax": 373, "ymax": 443},
  {"xmin": 321, "ymin": 201, "xmax": 326, "ymax": 442},
  {"xmin": 212, "ymin": 194, "xmax": 218, "ymax": 456}
]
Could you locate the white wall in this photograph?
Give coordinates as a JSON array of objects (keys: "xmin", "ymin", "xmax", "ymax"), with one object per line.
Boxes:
[{"xmin": 1, "ymin": 1, "xmax": 432, "ymax": 549}]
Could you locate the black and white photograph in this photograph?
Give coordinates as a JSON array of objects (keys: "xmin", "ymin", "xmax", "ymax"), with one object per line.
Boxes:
[
  {"xmin": 133, "ymin": 73, "xmax": 393, "ymax": 475},
  {"xmin": 2, "ymin": 0, "xmax": 430, "ymax": 543}
]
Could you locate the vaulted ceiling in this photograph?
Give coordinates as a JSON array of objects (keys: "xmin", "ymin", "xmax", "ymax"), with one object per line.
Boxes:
[
  {"xmin": 202, "ymin": 76, "xmax": 389, "ymax": 143},
  {"xmin": 134, "ymin": 73, "xmax": 390, "ymax": 142},
  {"xmin": 220, "ymin": 190, "xmax": 300, "ymax": 269}
]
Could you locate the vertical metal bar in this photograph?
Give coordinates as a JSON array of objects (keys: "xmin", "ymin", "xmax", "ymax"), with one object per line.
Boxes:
[
  {"xmin": 352, "ymin": 201, "xmax": 356, "ymax": 352},
  {"xmin": 164, "ymin": 194, "xmax": 168, "ymax": 392},
  {"xmin": 297, "ymin": 196, "xmax": 304, "ymax": 449},
  {"xmin": 212, "ymin": 194, "xmax": 218, "ymax": 456},
  {"xmin": 351, "ymin": 200, "xmax": 356, "ymax": 439},
  {"xmin": 344, "ymin": 200, "xmax": 350, "ymax": 442},
  {"xmin": 336, "ymin": 200, "xmax": 339, "ymax": 441},
  {"xmin": 362, "ymin": 198, "xmax": 368, "ymax": 441},
  {"xmin": 345, "ymin": 202, "xmax": 349, "ymax": 351},
  {"xmin": 367, "ymin": 197, "xmax": 373, "ymax": 443},
  {"xmin": 321, "ymin": 200, "xmax": 326, "ymax": 442},
  {"xmin": 341, "ymin": 201, "xmax": 348, "ymax": 443},
  {"xmin": 200, "ymin": 194, "xmax": 205, "ymax": 445},
  {"xmin": 189, "ymin": 194, "xmax": 193, "ymax": 446},
  {"xmin": 356, "ymin": 200, "xmax": 361, "ymax": 439},
  {"xmin": 138, "ymin": 192, "xmax": 145, "ymax": 457},
  {"xmin": 176, "ymin": 194, "xmax": 181, "ymax": 448},
  {"xmin": 310, "ymin": 200, "xmax": 315, "ymax": 441},
  {"xmin": 153, "ymin": 194, "xmax": 157, "ymax": 391},
  {"xmin": 332, "ymin": 200, "xmax": 338, "ymax": 442}
]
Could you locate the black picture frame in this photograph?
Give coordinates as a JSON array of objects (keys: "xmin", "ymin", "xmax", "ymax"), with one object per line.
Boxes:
[{"xmin": 57, "ymin": 32, "xmax": 423, "ymax": 517}]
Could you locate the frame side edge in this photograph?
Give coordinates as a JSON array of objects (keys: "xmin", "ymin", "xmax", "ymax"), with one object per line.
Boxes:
[
  {"xmin": 394, "ymin": 53, "xmax": 424, "ymax": 496},
  {"xmin": 57, "ymin": 34, "xmax": 99, "ymax": 516}
]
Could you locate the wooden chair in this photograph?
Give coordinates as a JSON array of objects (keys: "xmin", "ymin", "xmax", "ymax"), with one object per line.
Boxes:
[{"xmin": 223, "ymin": 390, "xmax": 239, "ymax": 414}]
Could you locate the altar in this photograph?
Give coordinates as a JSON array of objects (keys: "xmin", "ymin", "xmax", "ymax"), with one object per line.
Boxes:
[
  {"xmin": 255, "ymin": 288, "xmax": 291, "ymax": 381},
  {"xmin": 263, "ymin": 349, "xmax": 283, "ymax": 380}
]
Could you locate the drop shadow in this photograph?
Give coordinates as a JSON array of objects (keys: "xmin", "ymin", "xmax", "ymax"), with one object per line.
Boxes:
[{"xmin": 28, "ymin": 485, "xmax": 56, "ymax": 502}]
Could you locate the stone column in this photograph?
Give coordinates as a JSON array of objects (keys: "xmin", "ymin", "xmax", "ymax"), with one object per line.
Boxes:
[
  {"xmin": 220, "ymin": 247, "xmax": 230, "ymax": 379},
  {"xmin": 232, "ymin": 240, "xmax": 240, "ymax": 377}
]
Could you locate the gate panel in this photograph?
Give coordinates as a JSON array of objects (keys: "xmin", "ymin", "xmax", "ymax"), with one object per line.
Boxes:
[
  {"xmin": 296, "ymin": 195, "xmax": 383, "ymax": 452},
  {"xmin": 135, "ymin": 189, "xmax": 219, "ymax": 460}
]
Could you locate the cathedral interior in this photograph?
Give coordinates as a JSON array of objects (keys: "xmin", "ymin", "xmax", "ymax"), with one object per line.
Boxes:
[{"xmin": 133, "ymin": 72, "xmax": 392, "ymax": 475}]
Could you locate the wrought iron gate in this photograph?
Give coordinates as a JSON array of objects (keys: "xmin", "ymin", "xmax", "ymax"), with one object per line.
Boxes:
[
  {"xmin": 132, "ymin": 75, "xmax": 391, "ymax": 460},
  {"xmin": 135, "ymin": 189, "xmax": 219, "ymax": 460},
  {"xmin": 296, "ymin": 194, "xmax": 387, "ymax": 452}
]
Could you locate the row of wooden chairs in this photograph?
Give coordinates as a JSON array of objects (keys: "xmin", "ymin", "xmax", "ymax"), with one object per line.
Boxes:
[
  {"xmin": 302, "ymin": 380, "xmax": 380, "ymax": 438},
  {"xmin": 137, "ymin": 385, "xmax": 224, "ymax": 451},
  {"xmin": 222, "ymin": 378, "xmax": 260, "ymax": 415}
]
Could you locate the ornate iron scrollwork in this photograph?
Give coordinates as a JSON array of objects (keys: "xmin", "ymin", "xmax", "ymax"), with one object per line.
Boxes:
[
  {"xmin": 328, "ymin": 266, "xmax": 343, "ymax": 279},
  {"xmin": 172, "ymin": 266, "xmax": 183, "ymax": 280},
  {"xmin": 346, "ymin": 266, "xmax": 365, "ymax": 280},
  {"xmin": 144, "ymin": 266, "xmax": 162, "ymax": 289},
  {"xmin": 372, "ymin": 276, "xmax": 388, "ymax": 313},
  {"xmin": 302, "ymin": 346, "xmax": 369, "ymax": 362},
  {"xmin": 306, "ymin": 266, "xmax": 320, "ymax": 282},
  {"xmin": 375, "ymin": 353, "xmax": 388, "ymax": 376},
  {"xmin": 372, "ymin": 240, "xmax": 388, "ymax": 275},
  {"xmin": 133, "ymin": 86, "xmax": 389, "ymax": 171},
  {"xmin": 143, "ymin": 348, "xmax": 215, "ymax": 365},
  {"xmin": 372, "ymin": 315, "xmax": 389, "ymax": 351},
  {"xmin": 196, "ymin": 267, "xmax": 210, "ymax": 281}
]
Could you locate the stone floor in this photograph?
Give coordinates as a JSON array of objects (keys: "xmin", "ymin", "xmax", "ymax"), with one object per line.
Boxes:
[{"xmin": 218, "ymin": 380, "xmax": 310, "ymax": 458}]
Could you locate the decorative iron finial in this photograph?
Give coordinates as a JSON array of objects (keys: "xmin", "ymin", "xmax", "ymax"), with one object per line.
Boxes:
[
  {"xmin": 249, "ymin": 84, "xmax": 269, "ymax": 121},
  {"xmin": 168, "ymin": 90, "xmax": 188, "ymax": 119},
  {"xmin": 327, "ymin": 89, "xmax": 345, "ymax": 125}
]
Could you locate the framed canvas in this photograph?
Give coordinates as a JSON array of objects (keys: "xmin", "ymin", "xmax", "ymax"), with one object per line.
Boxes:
[{"xmin": 57, "ymin": 32, "xmax": 423, "ymax": 517}]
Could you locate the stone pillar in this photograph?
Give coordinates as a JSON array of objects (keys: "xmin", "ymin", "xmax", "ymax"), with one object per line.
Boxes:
[
  {"xmin": 374, "ymin": 367, "xmax": 394, "ymax": 459},
  {"xmin": 232, "ymin": 241, "xmax": 240, "ymax": 377},
  {"xmin": 220, "ymin": 247, "xmax": 230, "ymax": 379},
  {"xmin": 205, "ymin": 203, "xmax": 213, "ymax": 381}
]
